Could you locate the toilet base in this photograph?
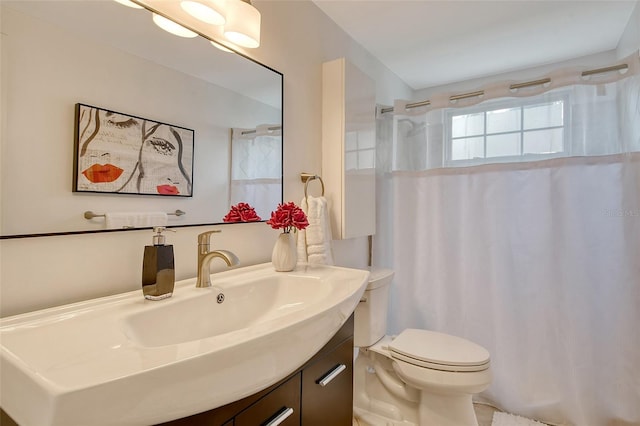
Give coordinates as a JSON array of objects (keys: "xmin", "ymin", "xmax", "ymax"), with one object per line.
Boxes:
[
  {"xmin": 418, "ymin": 391, "xmax": 478, "ymax": 426},
  {"xmin": 353, "ymin": 406, "xmax": 416, "ymax": 426},
  {"xmin": 355, "ymin": 393, "xmax": 479, "ymax": 426}
]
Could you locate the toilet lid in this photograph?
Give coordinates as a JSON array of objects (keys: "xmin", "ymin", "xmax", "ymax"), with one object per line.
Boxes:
[{"xmin": 389, "ymin": 329, "xmax": 490, "ymax": 372}]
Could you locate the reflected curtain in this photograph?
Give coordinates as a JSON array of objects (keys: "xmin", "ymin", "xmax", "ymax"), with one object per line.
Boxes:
[
  {"xmin": 230, "ymin": 125, "xmax": 282, "ymax": 220},
  {"xmin": 373, "ymin": 56, "xmax": 640, "ymax": 425}
]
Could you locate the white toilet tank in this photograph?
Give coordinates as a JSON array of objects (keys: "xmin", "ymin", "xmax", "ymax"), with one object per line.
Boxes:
[{"xmin": 354, "ymin": 268, "xmax": 394, "ymax": 347}]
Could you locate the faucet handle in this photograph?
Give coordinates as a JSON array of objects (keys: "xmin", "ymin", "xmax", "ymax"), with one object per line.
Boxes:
[{"xmin": 198, "ymin": 230, "xmax": 221, "ymax": 245}]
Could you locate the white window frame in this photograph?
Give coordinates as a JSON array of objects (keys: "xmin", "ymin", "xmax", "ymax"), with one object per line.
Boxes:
[{"xmin": 444, "ymin": 92, "xmax": 570, "ymax": 167}]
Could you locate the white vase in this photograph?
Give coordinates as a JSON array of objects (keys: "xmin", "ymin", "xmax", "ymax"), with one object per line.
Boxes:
[{"xmin": 271, "ymin": 232, "xmax": 297, "ymax": 272}]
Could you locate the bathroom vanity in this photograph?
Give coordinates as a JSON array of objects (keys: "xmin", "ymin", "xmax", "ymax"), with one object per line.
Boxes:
[
  {"xmin": 159, "ymin": 315, "xmax": 354, "ymax": 426},
  {"xmin": 0, "ymin": 264, "xmax": 367, "ymax": 426},
  {"xmin": 0, "ymin": 316, "xmax": 354, "ymax": 426}
]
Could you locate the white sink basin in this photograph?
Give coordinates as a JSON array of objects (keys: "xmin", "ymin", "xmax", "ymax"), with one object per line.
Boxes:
[
  {"xmin": 0, "ymin": 263, "xmax": 368, "ymax": 426},
  {"xmin": 123, "ymin": 273, "xmax": 329, "ymax": 347}
]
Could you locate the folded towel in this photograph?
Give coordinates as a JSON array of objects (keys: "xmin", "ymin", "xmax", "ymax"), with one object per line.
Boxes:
[
  {"xmin": 297, "ymin": 197, "xmax": 309, "ymax": 263},
  {"xmin": 105, "ymin": 212, "xmax": 168, "ymax": 229},
  {"xmin": 297, "ymin": 196, "xmax": 333, "ymax": 265}
]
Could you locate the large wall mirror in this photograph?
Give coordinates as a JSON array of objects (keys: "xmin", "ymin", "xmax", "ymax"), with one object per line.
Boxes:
[{"xmin": 0, "ymin": 0, "xmax": 283, "ymax": 238}]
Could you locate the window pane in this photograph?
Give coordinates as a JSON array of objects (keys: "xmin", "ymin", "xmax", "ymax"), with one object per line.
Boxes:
[
  {"xmin": 523, "ymin": 128, "xmax": 564, "ymax": 154},
  {"xmin": 451, "ymin": 137, "xmax": 484, "ymax": 160},
  {"xmin": 346, "ymin": 151, "xmax": 357, "ymax": 170},
  {"xmin": 486, "ymin": 133, "xmax": 520, "ymax": 157},
  {"xmin": 358, "ymin": 149, "xmax": 375, "ymax": 169},
  {"xmin": 358, "ymin": 129, "xmax": 375, "ymax": 149},
  {"xmin": 345, "ymin": 131, "xmax": 358, "ymax": 151},
  {"xmin": 487, "ymin": 107, "xmax": 521, "ymax": 134},
  {"xmin": 524, "ymin": 101, "xmax": 563, "ymax": 130},
  {"xmin": 452, "ymin": 113, "xmax": 484, "ymax": 138}
]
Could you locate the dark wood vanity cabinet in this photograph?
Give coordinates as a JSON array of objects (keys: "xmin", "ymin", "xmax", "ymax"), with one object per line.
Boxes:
[
  {"xmin": 301, "ymin": 336, "xmax": 354, "ymax": 425},
  {"xmin": 160, "ymin": 315, "xmax": 354, "ymax": 426}
]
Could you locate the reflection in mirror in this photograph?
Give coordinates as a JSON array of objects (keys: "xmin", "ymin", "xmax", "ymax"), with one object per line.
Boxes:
[
  {"xmin": 0, "ymin": 0, "xmax": 282, "ymax": 238},
  {"xmin": 229, "ymin": 125, "xmax": 282, "ymax": 221}
]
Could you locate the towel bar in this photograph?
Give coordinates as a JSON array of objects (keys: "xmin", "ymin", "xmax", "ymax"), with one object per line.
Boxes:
[
  {"xmin": 84, "ymin": 210, "xmax": 186, "ymax": 220},
  {"xmin": 300, "ymin": 173, "xmax": 325, "ymax": 198}
]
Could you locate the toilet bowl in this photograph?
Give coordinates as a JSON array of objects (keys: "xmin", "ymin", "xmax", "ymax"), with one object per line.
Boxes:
[{"xmin": 353, "ymin": 269, "xmax": 492, "ymax": 426}]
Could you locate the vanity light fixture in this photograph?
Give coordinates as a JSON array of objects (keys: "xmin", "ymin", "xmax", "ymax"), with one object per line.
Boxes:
[
  {"xmin": 181, "ymin": 0, "xmax": 226, "ymax": 26},
  {"xmin": 152, "ymin": 13, "xmax": 198, "ymax": 38},
  {"xmin": 113, "ymin": 0, "xmax": 144, "ymax": 9},
  {"xmin": 223, "ymin": 0, "xmax": 261, "ymax": 48}
]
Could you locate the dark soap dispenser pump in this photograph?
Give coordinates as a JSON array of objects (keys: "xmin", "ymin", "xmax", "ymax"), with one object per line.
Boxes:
[{"xmin": 142, "ymin": 227, "xmax": 175, "ymax": 300}]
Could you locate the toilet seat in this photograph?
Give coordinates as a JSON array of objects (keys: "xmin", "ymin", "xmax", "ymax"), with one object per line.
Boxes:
[{"xmin": 389, "ymin": 329, "xmax": 490, "ymax": 372}]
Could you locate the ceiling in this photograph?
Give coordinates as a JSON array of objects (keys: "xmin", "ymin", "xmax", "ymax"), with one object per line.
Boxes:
[{"xmin": 313, "ymin": 0, "xmax": 638, "ymax": 90}]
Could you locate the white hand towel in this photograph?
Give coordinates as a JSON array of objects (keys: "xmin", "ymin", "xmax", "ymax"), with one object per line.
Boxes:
[
  {"xmin": 301, "ymin": 196, "xmax": 334, "ymax": 265},
  {"xmin": 105, "ymin": 212, "xmax": 168, "ymax": 229},
  {"xmin": 297, "ymin": 197, "xmax": 309, "ymax": 263}
]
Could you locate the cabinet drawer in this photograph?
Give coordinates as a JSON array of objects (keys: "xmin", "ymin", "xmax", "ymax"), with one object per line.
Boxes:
[
  {"xmin": 235, "ymin": 372, "xmax": 301, "ymax": 426},
  {"xmin": 301, "ymin": 337, "xmax": 353, "ymax": 425}
]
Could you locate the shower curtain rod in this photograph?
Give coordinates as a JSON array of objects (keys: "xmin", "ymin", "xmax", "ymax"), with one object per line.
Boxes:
[{"xmin": 380, "ymin": 62, "xmax": 630, "ymax": 114}]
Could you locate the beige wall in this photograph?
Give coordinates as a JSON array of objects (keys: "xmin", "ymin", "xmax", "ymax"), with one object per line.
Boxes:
[{"xmin": 0, "ymin": 0, "xmax": 411, "ymax": 317}]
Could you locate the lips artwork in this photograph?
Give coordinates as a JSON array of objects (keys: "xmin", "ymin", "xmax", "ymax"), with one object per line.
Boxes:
[
  {"xmin": 74, "ymin": 104, "xmax": 194, "ymax": 196},
  {"xmin": 81, "ymin": 162, "xmax": 180, "ymax": 195},
  {"xmin": 156, "ymin": 185, "xmax": 180, "ymax": 195},
  {"xmin": 82, "ymin": 163, "xmax": 124, "ymax": 183}
]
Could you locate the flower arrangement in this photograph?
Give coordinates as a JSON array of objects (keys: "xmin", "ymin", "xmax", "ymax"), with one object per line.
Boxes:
[
  {"xmin": 266, "ymin": 202, "xmax": 309, "ymax": 233},
  {"xmin": 223, "ymin": 202, "xmax": 262, "ymax": 223}
]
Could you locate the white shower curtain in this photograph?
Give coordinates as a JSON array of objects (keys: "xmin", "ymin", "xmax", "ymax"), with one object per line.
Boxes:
[{"xmin": 374, "ymin": 59, "xmax": 640, "ymax": 425}]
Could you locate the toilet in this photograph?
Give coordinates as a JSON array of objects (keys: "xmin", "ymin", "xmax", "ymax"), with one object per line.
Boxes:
[{"xmin": 353, "ymin": 269, "xmax": 492, "ymax": 426}]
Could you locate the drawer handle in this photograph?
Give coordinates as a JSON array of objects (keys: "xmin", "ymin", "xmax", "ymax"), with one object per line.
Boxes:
[
  {"xmin": 317, "ymin": 364, "xmax": 347, "ymax": 387},
  {"xmin": 264, "ymin": 407, "xmax": 294, "ymax": 426}
]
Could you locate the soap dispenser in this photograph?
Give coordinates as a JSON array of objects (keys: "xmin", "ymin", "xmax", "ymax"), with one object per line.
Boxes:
[{"xmin": 142, "ymin": 227, "xmax": 175, "ymax": 300}]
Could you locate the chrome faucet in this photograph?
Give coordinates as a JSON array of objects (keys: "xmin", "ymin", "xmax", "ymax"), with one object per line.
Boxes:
[{"xmin": 196, "ymin": 230, "xmax": 240, "ymax": 288}]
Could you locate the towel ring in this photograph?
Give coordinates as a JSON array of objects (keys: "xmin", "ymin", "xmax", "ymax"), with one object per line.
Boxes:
[{"xmin": 300, "ymin": 173, "xmax": 325, "ymax": 198}]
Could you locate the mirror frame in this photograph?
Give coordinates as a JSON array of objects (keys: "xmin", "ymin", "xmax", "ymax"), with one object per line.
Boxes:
[{"xmin": 0, "ymin": 1, "xmax": 283, "ymax": 240}]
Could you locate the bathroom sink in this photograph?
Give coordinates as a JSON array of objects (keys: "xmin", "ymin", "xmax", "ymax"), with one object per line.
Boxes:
[
  {"xmin": 123, "ymin": 273, "xmax": 330, "ymax": 347},
  {"xmin": 0, "ymin": 263, "xmax": 368, "ymax": 426}
]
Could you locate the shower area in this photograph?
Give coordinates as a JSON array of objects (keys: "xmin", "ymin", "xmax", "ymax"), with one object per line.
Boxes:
[{"xmin": 372, "ymin": 53, "xmax": 640, "ymax": 425}]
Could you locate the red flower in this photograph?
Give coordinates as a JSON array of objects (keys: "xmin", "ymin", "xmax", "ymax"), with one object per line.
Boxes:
[
  {"xmin": 223, "ymin": 202, "xmax": 262, "ymax": 223},
  {"xmin": 266, "ymin": 202, "xmax": 309, "ymax": 233}
]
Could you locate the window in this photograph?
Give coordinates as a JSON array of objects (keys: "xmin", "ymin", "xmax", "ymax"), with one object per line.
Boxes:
[{"xmin": 446, "ymin": 95, "xmax": 567, "ymax": 165}]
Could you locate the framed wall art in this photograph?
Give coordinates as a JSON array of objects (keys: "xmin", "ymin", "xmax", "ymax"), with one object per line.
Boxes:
[{"xmin": 73, "ymin": 103, "xmax": 194, "ymax": 196}]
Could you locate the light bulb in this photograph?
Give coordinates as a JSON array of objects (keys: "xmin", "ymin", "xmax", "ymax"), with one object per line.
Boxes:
[
  {"xmin": 152, "ymin": 13, "xmax": 198, "ymax": 38},
  {"xmin": 223, "ymin": 0, "xmax": 260, "ymax": 48},
  {"xmin": 181, "ymin": 1, "xmax": 225, "ymax": 26}
]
